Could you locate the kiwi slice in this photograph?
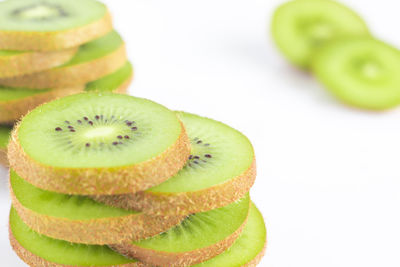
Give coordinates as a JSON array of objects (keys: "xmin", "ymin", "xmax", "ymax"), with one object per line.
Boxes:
[
  {"xmin": 111, "ymin": 195, "xmax": 250, "ymax": 266},
  {"xmin": 193, "ymin": 203, "xmax": 266, "ymax": 267},
  {"xmin": 9, "ymin": 203, "xmax": 265, "ymax": 267},
  {"xmin": 312, "ymin": 38, "xmax": 400, "ymax": 110},
  {"xmin": 271, "ymin": 0, "xmax": 370, "ymax": 69},
  {"xmin": 0, "ymin": 125, "xmax": 11, "ymax": 166},
  {"xmin": 94, "ymin": 112, "xmax": 256, "ymax": 216},
  {"xmin": 9, "ymin": 208, "xmax": 144, "ymax": 266},
  {"xmin": 0, "ymin": 47, "xmax": 77, "ymax": 78},
  {"xmin": 0, "ymin": 31, "xmax": 127, "ymax": 89},
  {"xmin": 86, "ymin": 61, "xmax": 134, "ymax": 94},
  {"xmin": 8, "ymin": 93, "xmax": 190, "ymax": 195},
  {"xmin": 0, "ymin": 0, "xmax": 112, "ymax": 51},
  {"xmin": 10, "ymin": 169, "xmax": 184, "ymax": 245}
]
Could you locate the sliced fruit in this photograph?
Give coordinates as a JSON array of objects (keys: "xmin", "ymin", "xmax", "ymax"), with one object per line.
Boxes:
[
  {"xmin": 0, "ymin": 0, "xmax": 112, "ymax": 51},
  {"xmin": 0, "ymin": 47, "xmax": 77, "ymax": 78},
  {"xmin": 0, "ymin": 85, "xmax": 84, "ymax": 124},
  {"xmin": 193, "ymin": 203, "xmax": 267, "ymax": 267},
  {"xmin": 0, "ymin": 125, "xmax": 11, "ymax": 166},
  {"xmin": 313, "ymin": 38, "xmax": 400, "ymax": 110},
  {"xmin": 111, "ymin": 195, "xmax": 250, "ymax": 266},
  {"xmin": 94, "ymin": 112, "xmax": 255, "ymax": 216},
  {"xmin": 8, "ymin": 93, "xmax": 190, "ymax": 195},
  {"xmin": 9, "ymin": 208, "xmax": 146, "ymax": 266},
  {"xmin": 10, "ymin": 169, "xmax": 184, "ymax": 245},
  {"xmin": 271, "ymin": 0, "xmax": 370, "ymax": 69},
  {"xmin": 86, "ymin": 61, "xmax": 133, "ymax": 94},
  {"xmin": 0, "ymin": 31, "xmax": 127, "ymax": 89}
]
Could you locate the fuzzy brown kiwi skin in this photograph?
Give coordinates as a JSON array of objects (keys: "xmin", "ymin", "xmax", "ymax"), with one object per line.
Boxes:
[
  {"xmin": 9, "ymin": 228, "xmax": 149, "ymax": 267},
  {"xmin": 0, "ymin": 85, "xmax": 85, "ymax": 124},
  {"xmin": 0, "ymin": 12, "xmax": 113, "ymax": 52},
  {"xmin": 110, "ymin": 201, "xmax": 250, "ymax": 267},
  {"xmin": 0, "ymin": 43, "xmax": 127, "ymax": 89},
  {"xmin": 0, "ymin": 47, "xmax": 78, "ymax": 79},
  {"xmin": 8, "ymin": 120, "xmax": 190, "ymax": 195},
  {"xmin": 9, "ymin": 180, "xmax": 186, "ymax": 245},
  {"xmin": 93, "ymin": 158, "xmax": 256, "ymax": 216},
  {"xmin": 0, "ymin": 148, "xmax": 7, "ymax": 167}
]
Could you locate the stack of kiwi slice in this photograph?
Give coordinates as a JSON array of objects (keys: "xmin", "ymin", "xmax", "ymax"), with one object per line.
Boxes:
[
  {"xmin": 8, "ymin": 92, "xmax": 267, "ymax": 266},
  {"xmin": 272, "ymin": 0, "xmax": 400, "ymax": 111},
  {"xmin": 0, "ymin": 0, "xmax": 133, "ymax": 166}
]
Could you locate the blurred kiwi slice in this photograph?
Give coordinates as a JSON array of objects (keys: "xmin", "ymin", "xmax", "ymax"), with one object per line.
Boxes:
[
  {"xmin": 0, "ymin": 31, "xmax": 127, "ymax": 89},
  {"xmin": 94, "ymin": 112, "xmax": 256, "ymax": 216},
  {"xmin": 9, "ymin": 208, "xmax": 143, "ymax": 266},
  {"xmin": 0, "ymin": 61, "xmax": 133, "ymax": 124},
  {"xmin": 313, "ymin": 38, "xmax": 400, "ymax": 110},
  {"xmin": 0, "ymin": 0, "xmax": 112, "ymax": 51},
  {"xmin": 0, "ymin": 125, "xmax": 11, "ymax": 166},
  {"xmin": 111, "ymin": 195, "xmax": 251, "ymax": 266},
  {"xmin": 271, "ymin": 0, "xmax": 370, "ymax": 69},
  {"xmin": 0, "ymin": 47, "xmax": 77, "ymax": 79},
  {"xmin": 8, "ymin": 93, "xmax": 190, "ymax": 195},
  {"xmin": 10, "ymin": 169, "xmax": 184, "ymax": 245}
]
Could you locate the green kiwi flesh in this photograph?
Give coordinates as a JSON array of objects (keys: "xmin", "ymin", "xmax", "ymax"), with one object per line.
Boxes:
[
  {"xmin": 131, "ymin": 195, "xmax": 250, "ymax": 253},
  {"xmin": 10, "ymin": 208, "xmax": 138, "ymax": 266},
  {"xmin": 0, "ymin": 125, "xmax": 11, "ymax": 149},
  {"xmin": 10, "ymin": 169, "xmax": 136, "ymax": 220},
  {"xmin": 149, "ymin": 112, "xmax": 254, "ymax": 193},
  {"xmin": 313, "ymin": 38, "xmax": 400, "ymax": 110},
  {"xmin": 17, "ymin": 93, "xmax": 182, "ymax": 168},
  {"xmin": 272, "ymin": 0, "xmax": 370, "ymax": 69},
  {"xmin": 0, "ymin": 0, "xmax": 107, "ymax": 32},
  {"xmin": 86, "ymin": 61, "xmax": 133, "ymax": 92},
  {"xmin": 194, "ymin": 203, "xmax": 266, "ymax": 266}
]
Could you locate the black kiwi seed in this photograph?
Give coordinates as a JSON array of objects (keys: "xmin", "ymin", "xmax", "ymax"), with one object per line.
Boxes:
[
  {"xmin": 83, "ymin": 117, "xmax": 88, "ymax": 121},
  {"xmin": 117, "ymin": 136, "xmax": 123, "ymax": 139},
  {"xmin": 70, "ymin": 129, "xmax": 75, "ymax": 132},
  {"xmin": 124, "ymin": 135, "xmax": 130, "ymax": 139},
  {"xmin": 196, "ymin": 140, "xmax": 202, "ymax": 144},
  {"xmin": 88, "ymin": 121, "xmax": 93, "ymax": 126},
  {"xmin": 112, "ymin": 142, "xmax": 118, "ymax": 146},
  {"xmin": 86, "ymin": 143, "xmax": 90, "ymax": 147},
  {"xmin": 67, "ymin": 126, "xmax": 73, "ymax": 129},
  {"xmin": 77, "ymin": 120, "xmax": 82, "ymax": 124},
  {"xmin": 65, "ymin": 121, "xmax": 70, "ymax": 124},
  {"xmin": 131, "ymin": 127, "xmax": 138, "ymax": 131},
  {"xmin": 205, "ymin": 154, "xmax": 212, "ymax": 158},
  {"xmin": 55, "ymin": 127, "xmax": 62, "ymax": 131},
  {"xmin": 95, "ymin": 115, "xmax": 100, "ymax": 120}
]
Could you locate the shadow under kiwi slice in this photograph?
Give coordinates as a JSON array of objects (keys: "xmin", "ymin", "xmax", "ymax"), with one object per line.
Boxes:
[{"xmin": 94, "ymin": 112, "xmax": 256, "ymax": 216}]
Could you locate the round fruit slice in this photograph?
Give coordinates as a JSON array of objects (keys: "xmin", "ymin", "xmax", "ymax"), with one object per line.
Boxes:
[
  {"xmin": 0, "ymin": 31, "xmax": 127, "ymax": 89},
  {"xmin": 111, "ymin": 195, "xmax": 250, "ymax": 267},
  {"xmin": 193, "ymin": 203, "xmax": 267, "ymax": 267},
  {"xmin": 313, "ymin": 38, "xmax": 400, "ymax": 110},
  {"xmin": 10, "ymin": 169, "xmax": 184, "ymax": 245},
  {"xmin": 86, "ymin": 61, "xmax": 133, "ymax": 94},
  {"xmin": 271, "ymin": 0, "xmax": 370, "ymax": 69},
  {"xmin": 0, "ymin": 85, "xmax": 84, "ymax": 124},
  {"xmin": 9, "ymin": 208, "xmax": 146, "ymax": 266},
  {"xmin": 94, "ymin": 112, "xmax": 256, "ymax": 216},
  {"xmin": 0, "ymin": 47, "xmax": 77, "ymax": 78},
  {"xmin": 0, "ymin": 0, "xmax": 112, "ymax": 51},
  {"xmin": 8, "ymin": 93, "xmax": 190, "ymax": 195},
  {"xmin": 0, "ymin": 125, "xmax": 11, "ymax": 166}
]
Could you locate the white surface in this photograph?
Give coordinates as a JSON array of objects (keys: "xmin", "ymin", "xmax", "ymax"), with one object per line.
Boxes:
[{"xmin": 2, "ymin": 0, "xmax": 400, "ymax": 266}]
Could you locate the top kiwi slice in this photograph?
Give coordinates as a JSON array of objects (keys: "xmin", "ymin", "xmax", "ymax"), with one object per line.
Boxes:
[
  {"xmin": 313, "ymin": 38, "xmax": 400, "ymax": 110},
  {"xmin": 95, "ymin": 112, "xmax": 255, "ymax": 215},
  {"xmin": 0, "ymin": 0, "xmax": 112, "ymax": 51},
  {"xmin": 8, "ymin": 93, "xmax": 190, "ymax": 195},
  {"xmin": 271, "ymin": 0, "xmax": 370, "ymax": 69}
]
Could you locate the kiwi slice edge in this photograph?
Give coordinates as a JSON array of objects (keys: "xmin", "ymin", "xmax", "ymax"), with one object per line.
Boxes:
[
  {"xmin": 0, "ymin": 124, "xmax": 11, "ymax": 166},
  {"xmin": 0, "ymin": 0, "xmax": 113, "ymax": 51},
  {"xmin": 111, "ymin": 196, "xmax": 251, "ymax": 266},
  {"xmin": 9, "ymin": 169, "xmax": 185, "ymax": 245},
  {"xmin": 0, "ymin": 31, "xmax": 127, "ymax": 89},
  {"xmin": 94, "ymin": 111, "xmax": 256, "ymax": 216}
]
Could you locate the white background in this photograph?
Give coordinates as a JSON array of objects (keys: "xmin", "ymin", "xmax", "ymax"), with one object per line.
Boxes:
[{"xmin": 2, "ymin": 0, "xmax": 400, "ymax": 266}]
